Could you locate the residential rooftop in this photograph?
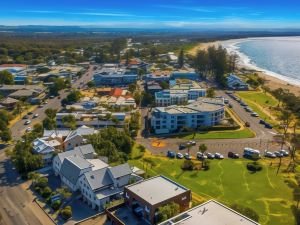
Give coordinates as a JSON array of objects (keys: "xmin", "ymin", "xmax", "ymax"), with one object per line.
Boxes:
[
  {"xmin": 159, "ymin": 200, "xmax": 260, "ymax": 225},
  {"xmin": 126, "ymin": 175, "xmax": 189, "ymax": 205}
]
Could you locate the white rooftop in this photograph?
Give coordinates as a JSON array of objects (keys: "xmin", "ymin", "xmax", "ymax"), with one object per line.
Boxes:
[
  {"xmin": 126, "ymin": 175, "xmax": 188, "ymax": 205},
  {"xmin": 159, "ymin": 200, "xmax": 260, "ymax": 225}
]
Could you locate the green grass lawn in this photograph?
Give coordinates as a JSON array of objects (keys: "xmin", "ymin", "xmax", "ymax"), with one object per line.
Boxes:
[
  {"xmin": 175, "ymin": 128, "xmax": 255, "ymax": 140},
  {"xmin": 236, "ymin": 91, "xmax": 279, "ymax": 125},
  {"xmin": 129, "ymin": 156, "xmax": 295, "ymax": 225}
]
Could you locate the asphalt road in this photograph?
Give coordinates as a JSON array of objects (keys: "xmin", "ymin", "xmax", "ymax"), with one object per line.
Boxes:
[
  {"xmin": 0, "ymin": 66, "xmax": 94, "ymax": 225},
  {"xmin": 11, "ymin": 66, "xmax": 94, "ymax": 140},
  {"xmin": 0, "ymin": 147, "xmax": 54, "ymax": 225}
]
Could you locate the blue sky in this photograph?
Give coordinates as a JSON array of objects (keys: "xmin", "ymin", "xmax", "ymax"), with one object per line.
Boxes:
[{"xmin": 1, "ymin": 0, "xmax": 300, "ymax": 29}]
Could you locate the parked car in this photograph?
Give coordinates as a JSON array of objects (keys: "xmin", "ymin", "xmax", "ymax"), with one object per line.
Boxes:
[
  {"xmin": 184, "ymin": 153, "xmax": 192, "ymax": 160},
  {"xmin": 196, "ymin": 152, "xmax": 207, "ymax": 160},
  {"xmin": 274, "ymin": 151, "xmax": 283, "ymax": 157},
  {"xmin": 245, "ymin": 122, "xmax": 250, "ymax": 127},
  {"xmin": 259, "ymin": 119, "xmax": 266, "ymax": 125},
  {"xmin": 179, "ymin": 143, "xmax": 186, "ymax": 150},
  {"xmin": 27, "ymin": 111, "xmax": 33, "ymax": 115},
  {"xmin": 224, "ymin": 99, "xmax": 229, "ymax": 104},
  {"xmin": 25, "ymin": 127, "xmax": 32, "ymax": 132},
  {"xmin": 22, "ymin": 115, "xmax": 29, "ymax": 120},
  {"xmin": 49, "ymin": 95, "xmax": 55, "ymax": 99},
  {"xmin": 228, "ymin": 103, "xmax": 233, "ymax": 108},
  {"xmin": 279, "ymin": 149, "xmax": 289, "ymax": 157},
  {"xmin": 265, "ymin": 123, "xmax": 273, "ymax": 129},
  {"xmin": 24, "ymin": 120, "xmax": 31, "ymax": 125},
  {"xmin": 228, "ymin": 151, "xmax": 239, "ymax": 158},
  {"xmin": 33, "ymin": 113, "xmax": 39, "ymax": 118},
  {"xmin": 176, "ymin": 153, "xmax": 184, "ymax": 159},
  {"xmin": 241, "ymin": 102, "xmax": 247, "ymax": 106},
  {"xmin": 265, "ymin": 151, "xmax": 276, "ymax": 158},
  {"xmin": 167, "ymin": 151, "xmax": 176, "ymax": 158},
  {"xmin": 245, "ymin": 107, "xmax": 253, "ymax": 112},
  {"xmin": 214, "ymin": 153, "xmax": 224, "ymax": 159},
  {"xmin": 244, "ymin": 147, "xmax": 261, "ymax": 159},
  {"xmin": 38, "ymin": 104, "xmax": 43, "ymax": 108},
  {"xmin": 251, "ymin": 112, "xmax": 259, "ymax": 117},
  {"xmin": 187, "ymin": 140, "xmax": 196, "ymax": 146},
  {"xmin": 206, "ymin": 152, "xmax": 215, "ymax": 159}
]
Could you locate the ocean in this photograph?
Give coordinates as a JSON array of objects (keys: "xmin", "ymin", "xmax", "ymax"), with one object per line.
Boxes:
[{"xmin": 221, "ymin": 37, "xmax": 300, "ymax": 86}]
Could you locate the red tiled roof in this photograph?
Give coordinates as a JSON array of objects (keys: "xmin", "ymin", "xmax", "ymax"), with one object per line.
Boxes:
[
  {"xmin": 0, "ymin": 64, "xmax": 27, "ymax": 68},
  {"xmin": 110, "ymin": 88, "xmax": 123, "ymax": 97}
]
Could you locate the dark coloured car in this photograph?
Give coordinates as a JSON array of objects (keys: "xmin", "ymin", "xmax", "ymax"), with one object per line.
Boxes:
[
  {"xmin": 167, "ymin": 151, "xmax": 176, "ymax": 158},
  {"xmin": 22, "ymin": 115, "xmax": 29, "ymax": 119},
  {"xmin": 179, "ymin": 143, "xmax": 187, "ymax": 150},
  {"xmin": 259, "ymin": 119, "xmax": 266, "ymax": 125},
  {"xmin": 245, "ymin": 122, "xmax": 250, "ymax": 127},
  {"xmin": 228, "ymin": 151, "xmax": 239, "ymax": 158},
  {"xmin": 265, "ymin": 123, "xmax": 273, "ymax": 129}
]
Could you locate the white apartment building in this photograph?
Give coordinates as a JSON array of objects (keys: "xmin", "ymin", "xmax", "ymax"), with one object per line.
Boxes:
[
  {"xmin": 155, "ymin": 79, "xmax": 206, "ymax": 106},
  {"xmin": 151, "ymin": 98, "xmax": 225, "ymax": 134}
]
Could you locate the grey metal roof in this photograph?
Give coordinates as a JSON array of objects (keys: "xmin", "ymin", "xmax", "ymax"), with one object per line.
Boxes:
[
  {"xmin": 84, "ymin": 168, "xmax": 113, "ymax": 191},
  {"xmin": 60, "ymin": 156, "xmax": 92, "ymax": 185},
  {"xmin": 108, "ymin": 163, "xmax": 132, "ymax": 179},
  {"xmin": 57, "ymin": 149, "xmax": 83, "ymax": 164},
  {"xmin": 74, "ymin": 144, "xmax": 95, "ymax": 157}
]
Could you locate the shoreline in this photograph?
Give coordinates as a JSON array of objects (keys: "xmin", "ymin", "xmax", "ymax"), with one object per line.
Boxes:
[{"xmin": 189, "ymin": 39, "xmax": 300, "ymax": 96}]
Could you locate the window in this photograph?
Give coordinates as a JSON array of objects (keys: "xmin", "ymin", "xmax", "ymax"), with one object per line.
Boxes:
[{"xmin": 182, "ymin": 196, "xmax": 187, "ymax": 201}]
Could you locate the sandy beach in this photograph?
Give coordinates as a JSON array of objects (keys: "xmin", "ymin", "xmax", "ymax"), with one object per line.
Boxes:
[{"xmin": 189, "ymin": 41, "xmax": 300, "ymax": 96}]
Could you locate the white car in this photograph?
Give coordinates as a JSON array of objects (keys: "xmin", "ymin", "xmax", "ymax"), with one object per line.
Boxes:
[
  {"xmin": 279, "ymin": 150, "xmax": 289, "ymax": 157},
  {"xmin": 24, "ymin": 120, "xmax": 31, "ymax": 125},
  {"xmin": 176, "ymin": 153, "xmax": 184, "ymax": 159},
  {"xmin": 265, "ymin": 151, "xmax": 276, "ymax": 158},
  {"xmin": 33, "ymin": 113, "xmax": 39, "ymax": 118},
  {"xmin": 25, "ymin": 127, "xmax": 32, "ymax": 132},
  {"xmin": 214, "ymin": 153, "xmax": 224, "ymax": 159}
]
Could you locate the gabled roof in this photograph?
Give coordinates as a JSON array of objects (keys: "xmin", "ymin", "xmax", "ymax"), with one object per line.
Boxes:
[
  {"xmin": 1, "ymin": 97, "xmax": 19, "ymax": 104},
  {"xmin": 32, "ymin": 138, "xmax": 57, "ymax": 155},
  {"xmin": 43, "ymin": 129, "xmax": 71, "ymax": 139},
  {"xmin": 60, "ymin": 156, "xmax": 92, "ymax": 185},
  {"xmin": 84, "ymin": 168, "xmax": 113, "ymax": 191},
  {"xmin": 57, "ymin": 149, "xmax": 84, "ymax": 164},
  {"xmin": 108, "ymin": 163, "xmax": 132, "ymax": 179},
  {"xmin": 73, "ymin": 144, "xmax": 95, "ymax": 157}
]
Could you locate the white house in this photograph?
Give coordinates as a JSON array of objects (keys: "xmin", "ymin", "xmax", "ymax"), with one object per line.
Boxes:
[
  {"xmin": 52, "ymin": 144, "xmax": 96, "ymax": 176},
  {"xmin": 151, "ymin": 98, "xmax": 225, "ymax": 134},
  {"xmin": 227, "ymin": 74, "xmax": 249, "ymax": 90},
  {"xmin": 32, "ymin": 138, "xmax": 61, "ymax": 164},
  {"xmin": 78, "ymin": 163, "xmax": 133, "ymax": 211}
]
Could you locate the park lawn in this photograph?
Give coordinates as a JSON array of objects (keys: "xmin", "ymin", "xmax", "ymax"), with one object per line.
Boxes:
[
  {"xmin": 129, "ymin": 156, "xmax": 295, "ymax": 225},
  {"xmin": 177, "ymin": 128, "xmax": 255, "ymax": 140}
]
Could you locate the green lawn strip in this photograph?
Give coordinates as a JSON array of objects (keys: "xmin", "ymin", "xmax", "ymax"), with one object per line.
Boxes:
[
  {"xmin": 129, "ymin": 157, "xmax": 295, "ymax": 225},
  {"xmin": 178, "ymin": 128, "xmax": 255, "ymax": 140},
  {"xmin": 236, "ymin": 91, "xmax": 278, "ymax": 126}
]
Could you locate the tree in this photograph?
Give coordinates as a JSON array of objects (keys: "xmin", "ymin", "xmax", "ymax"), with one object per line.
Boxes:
[
  {"xmin": 56, "ymin": 187, "xmax": 72, "ymax": 200},
  {"xmin": 156, "ymin": 202, "xmax": 180, "ymax": 223},
  {"xmin": 231, "ymin": 204, "xmax": 259, "ymax": 222},
  {"xmin": 62, "ymin": 115, "xmax": 77, "ymax": 130},
  {"xmin": 28, "ymin": 171, "xmax": 41, "ymax": 186},
  {"xmin": 60, "ymin": 206, "xmax": 72, "ymax": 220},
  {"xmin": 65, "ymin": 89, "xmax": 82, "ymax": 103},
  {"xmin": 87, "ymin": 80, "xmax": 95, "ymax": 88},
  {"xmin": 128, "ymin": 83, "xmax": 137, "ymax": 93},
  {"xmin": 178, "ymin": 49, "xmax": 184, "ymax": 68},
  {"xmin": 199, "ymin": 144, "xmax": 207, "ymax": 168},
  {"xmin": 0, "ymin": 129, "xmax": 11, "ymax": 142},
  {"xmin": 159, "ymin": 81, "xmax": 169, "ymax": 89},
  {"xmin": 44, "ymin": 108, "xmax": 57, "ymax": 130},
  {"xmin": 206, "ymin": 87, "xmax": 215, "ymax": 98},
  {"xmin": 181, "ymin": 160, "xmax": 194, "ymax": 171},
  {"xmin": 0, "ymin": 70, "xmax": 14, "ymax": 85}
]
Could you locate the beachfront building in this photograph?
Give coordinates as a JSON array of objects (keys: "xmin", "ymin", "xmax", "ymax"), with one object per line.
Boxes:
[
  {"xmin": 155, "ymin": 79, "xmax": 206, "ymax": 106},
  {"xmin": 171, "ymin": 69, "xmax": 200, "ymax": 80},
  {"xmin": 150, "ymin": 98, "xmax": 225, "ymax": 134},
  {"xmin": 93, "ymin": 64, "xmax": 137, "ymax": 86},
  {"xmin": 227, "ymin": 74, "xmax": 249, "ymax": 90},
  {"xmin": 144, "ymin": 70, "xmax": 171, "ymax": 82}
]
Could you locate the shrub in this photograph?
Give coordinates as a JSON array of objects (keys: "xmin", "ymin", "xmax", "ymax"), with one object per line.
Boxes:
[
  {"xmin": 231, "ymin": 204, "xmax": 260, "ymax": 222},
  {"xmin": 181, "ymin": 160, "xmax": 194, "ymax": 171},
  {"xmin": 36, "ymin": 177, "xmax": 48, "ymax": 188},
  {"xmin": 60, "ymin": 206, "xmax": 72, "ymax": 220},
  {"xmin": 41, "ymin": 187, "xmax": 52, "ymax": 198},
  {"xmin": 51, "ymin": 200, "xmax": 62, "ymax": 210},
  {"xmin": 247, "ymin": 162, "xmax": 262, "ymax": 172}
]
